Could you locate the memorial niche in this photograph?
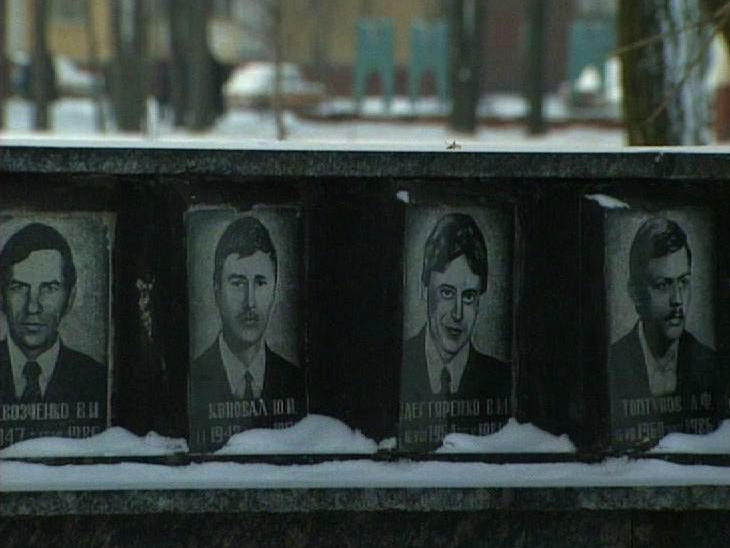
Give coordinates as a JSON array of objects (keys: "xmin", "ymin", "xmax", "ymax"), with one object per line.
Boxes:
[
  {"xmin": 601, "ymin": 203, "xmax": 728, "ymax": 449},
  {"xmin": 0, "ymin": 212, "xmax": 113, "ymax": 447},
  {"xmin": 186, "ymin": 206, "xmax": 306, "ymax": 452},
  {"xmin": 399, "ymin": 202, "xmax": 514, "ymax": 451}
]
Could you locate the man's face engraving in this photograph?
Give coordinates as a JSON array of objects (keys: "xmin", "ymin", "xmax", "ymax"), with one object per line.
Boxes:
[
  {"xmin": 637, "ymin": 247, "xmax": 692, "ymax": 346},
  {"xmin": 426, "ymin": 254, "xmax": 481, "ymax": 362},
  {"xmin": 216, "ymin": 250, "xmax": 275, "ymax": 351},
  {"xmin": 3, "ymin": 249, "xmax": 73, "ymax": 359}
]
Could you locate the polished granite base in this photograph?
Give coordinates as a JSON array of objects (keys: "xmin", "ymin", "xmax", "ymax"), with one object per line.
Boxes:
[
  {"xmin": 3, "ymin": 486, "xmax": 730, "ymax": 516},
  {"xmin": 1, "ymin": 487, "xmax": 729, "ymax": 547},
  {"xmin": 1, "ymin": 509, "xmax": 729, "ymax": 548}
]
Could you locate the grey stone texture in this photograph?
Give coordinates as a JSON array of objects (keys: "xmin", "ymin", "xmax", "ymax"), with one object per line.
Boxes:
[
  {"xmin": 2, "ymin": 145, "xmax": 730, "ymax": 180},
  {"xmin": 0, "ymin": 510, "xmax": 729, "ymax": 548}
]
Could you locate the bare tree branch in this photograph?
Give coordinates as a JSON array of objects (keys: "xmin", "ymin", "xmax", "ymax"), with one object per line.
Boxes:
[{"xmin": 641, "ymin": 2, "xmax": 730, "ymax": 128}]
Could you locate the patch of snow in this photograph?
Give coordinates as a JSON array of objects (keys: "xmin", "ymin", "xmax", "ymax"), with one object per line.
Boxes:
[
  {"xmin": 0, "ymin": 427, "xmax": 188, "ymax": 458},
  {"xmin": 604, "ymin": 56, "xmax": 622, "ymax": 103},
  {"xmin": 585, "ymin": 194, "xmax": 630, "ymax": 209},
  {"xmin": 54, "ymin": 56, "xmax": 99, "ymax": 96},
  {"xmin": 575, "ymin": 65, "xmax": 601, "ymax": 94},
  {"xmin": 437, "ymin": 418, "xmax": 576, "ymax": 453},
  {"xmin": 378, "ymin": 437, "xmax": 397, "ymax": 450},
  {"xmin": 2, "ymin": 457, "xmax": 729, "ymax": 492},
  {"xmin": 396, "ymin": 190, "xmax": 410, "ymax": 203},
  {"xmin": 215, "ymin": 415, "xmax": 378, "ymax": 455},
  {"xmin": 650, "ymin": 420, "xmax": 730, "ymax": 454},
  {"xmin": 478, "ymin": 94, "xmax": 570, "ymax": 122},
  {"xmin": 52, "ymin": 98, "xmax": 102, "ymax": 135},
  {"xmin": 3, "ymin": 96, "xmax": 626, "ymax": 147}
]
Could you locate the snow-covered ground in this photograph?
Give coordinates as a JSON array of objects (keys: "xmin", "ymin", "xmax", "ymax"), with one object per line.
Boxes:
[
  {"xmin": 0, "ymin": 428, "xmax": 188, "ymax": 458},
  {"xmin": 437, "ymin": 419, "xmax": 576, "ymax": 453},
  {"xmin": 1, "ymin": 96, "xmax": 626, "ymax": 147},
  {"xmin": 3, "ymin": 456, "xmax": 729, "ymax": 492},
  {"xmin": 216, "ymin": 415, "xmax": 381, "ymax": 455},
  {"xmin": 0, "ymin": 417, "xmax": 727, "ymax": 492},
  {"xmin": 650, "ymin": 420, "xmax": 730, "ymax": 454}
]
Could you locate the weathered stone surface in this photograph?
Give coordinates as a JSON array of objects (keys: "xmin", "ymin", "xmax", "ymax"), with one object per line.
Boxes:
[
  {"xmin": 0, "ymin": 510, "xmax": 628, "ymax": 548},
  {"xmin": 2, "ymin": 487, "xmax": 730, "ymax": 517},
  {"xmin": 2, "ymin": 145, "xmax": 730, "ymax": 181},
  {"xmin": 2, "ymin": 510, "xmax": 729, "ymax": 548}
]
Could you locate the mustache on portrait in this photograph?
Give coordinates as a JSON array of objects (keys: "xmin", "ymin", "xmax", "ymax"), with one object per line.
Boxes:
[
  {"xmin": 665, "ymin": 308, "xmax": 684, "ymax": 321},
  {"xmin": 237, "ymin": 312, "xmax": 259, "ymax": 323}
]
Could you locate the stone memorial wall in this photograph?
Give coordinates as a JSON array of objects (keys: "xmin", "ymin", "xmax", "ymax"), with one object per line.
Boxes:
[{"xmin": 0, "ymin": 146, "xmax": 728, "ymax": 547}]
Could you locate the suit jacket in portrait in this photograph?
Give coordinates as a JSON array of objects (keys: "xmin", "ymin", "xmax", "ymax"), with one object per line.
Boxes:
[
  {"xmin": 607, "ymin": 323, "xmax": 719, "ymax": 443},
  {"xmin": 401, "ymin": 328, "xmax": 511, "ymax": 403},
  {"xmin": 0, "ymin": 339, "xmax": 107, "ymax": 405},
  {"xmin": 0, "ymin": 339, "xmax": 108, "ymax": 445},
  {"xmin": 189, "ymin": 340, "xmax": 306, "ymax": 439},
  {"xmin": 399, "ymin": 327, "xmax": 512, "ymax": 448}
]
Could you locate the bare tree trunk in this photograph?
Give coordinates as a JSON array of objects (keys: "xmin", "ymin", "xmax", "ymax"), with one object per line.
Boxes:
[
  {"xmin": 187, "ymin": 0, "xmax": 216, "ymax": 131},
  {"xmin": 168, "ymin": 0, "xmax": 189, "ymax": 127},
  {"xmin": 700, "ymin": 0, "xmax": 730, "ymax": 141},
  {"xmin": 0, "ymin": 0, "xmax": 6, "ymax": 129},
  {"xmin": 449, "ymin": 0, "xmax": 484, "ymax": 133},
  {"xmin": 309, "ymin": 0, "xmax": 331, "ymax": 90},
  {"xmin": 110, "ymin": 0, "xmax": 148, "ymax": 132},
  {"xmin": 271, "ymin": 0, "xmax": 286, "ymax": 140},
  {"xmin": 526, "ymin": 0, "xmax": 546, "ymax": 135},
  {"xmin": 84, "ymin": 0, "xmax": 105, "ymax": 132},
  {"xmin": 619, "ymin": 0, "xmax": 712, "ymax": 145},
  {"xmin": 30, "ymin": 0, "xmax": 52, "ymax": 130}
]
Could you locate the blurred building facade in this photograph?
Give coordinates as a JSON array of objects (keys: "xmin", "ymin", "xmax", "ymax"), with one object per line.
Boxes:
[{"xmin": 5, "ymin": 0, "xmax": 590, "ymax": 96}]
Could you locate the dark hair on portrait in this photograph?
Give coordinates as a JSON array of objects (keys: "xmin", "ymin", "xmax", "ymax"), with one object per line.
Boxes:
[
  {"xmin": 628, "ymin": 217, "xmax": 692, "ymax": 309},
  {"xmin": 421, "ymin": 213, "xmax": 489, "ymax": 294},
  {"xmin": 213, "ymin": 216, "xmax": 277, "ymax": 287},
  {"xmin": 629, "ymin": 217, "xmax": 692, "ymax": 286},
  {"xmin": 0, "ymin": 223, "xmax": 77, "ymax": 293}
]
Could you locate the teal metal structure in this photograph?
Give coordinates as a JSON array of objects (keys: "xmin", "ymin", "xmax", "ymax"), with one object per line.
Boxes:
[
  {"xmin": 355, "ymin": 18, "xmax": 396, "ymax": 112},
  {"xmin": 567, "ymin": 18, "xmax": 616, "ymax": 92},
  {"xmin": 410, "ymin": 19, "xmax": 450, "ymax": 105}
]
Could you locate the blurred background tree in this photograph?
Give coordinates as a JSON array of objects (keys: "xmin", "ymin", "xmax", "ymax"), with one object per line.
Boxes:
[
  {"xmin": 618, "ymin": 0, "xmax": 728, "ymax": 145},
  {"xmin": 109, "ymin": 0, "xmax": 147, "ymax": 131}
]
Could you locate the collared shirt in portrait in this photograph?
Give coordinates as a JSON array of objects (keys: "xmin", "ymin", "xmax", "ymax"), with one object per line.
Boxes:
[
  {"xmin": 218, "ymin": 333, "xmax": 265, "ymax": 399},
  {"xmin": 8, "ymin": 335, "xmax": 60, "ymax": 399},
  {"xmin": 424, "ymin": 328, "xmax": 469, "ymax": 396},
  {"xmin": 638, "ymin": 321, "xmax": 678, "ymax": 396}
]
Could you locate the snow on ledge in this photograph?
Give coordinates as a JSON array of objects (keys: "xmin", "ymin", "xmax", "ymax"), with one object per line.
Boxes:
[
  {"xmin": 650, "ymin": 420, "xmax": 730, "ymax": 454},
  {"xmin": 216, "ymin": 415, "xmax": 378, "ymax": 455},
  {"xmin": 437, "ymin": 418, "xmax": 576, "ymax": 453},
  {"xmin": 0, "ymin": 427, "xmax": 188, "ymax": 458},
  {"xmin": 585, "ymin": 194, "xmax": 630, "ymax": 209},
  {"xmin": 1, "ymin": 458, "xmax": 729, "ymax": 492}
]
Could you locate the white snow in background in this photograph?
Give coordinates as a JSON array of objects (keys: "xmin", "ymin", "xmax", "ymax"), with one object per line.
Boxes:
[
  {"xmin": 378, "ymin": 437, "xmax": 397, "ymax": 450},
  {"xmin": 2, "ymin": 457, "xmax": 729, "ymax": 492},
  {"xmin": 585, "ymin": 194, "xmax": 630, "ymax": 209},
  {"xmin": 0, "ymin": 427, "xmax": 188, "ymax": 458},
  {"xmin": 650, "ymin": 420, "xmax": 730, "ymax": 454},
  {"xmin": 396, "ymin": 190, "xmax": 411, "ymax": 203},
  {"xmin": 1, "ymin": 417, "xmax": 728, "ymax": 491},
  {"xmin": 216, "ymin": 415, "xmax": 378, "ymax": 455},
  {"xmin": 3, "ymin": 96, "xmax": 625, "ymax": 147},
  {"xmin": 437, "ymin": 418, "xmax": 576, "ymax": 453}
]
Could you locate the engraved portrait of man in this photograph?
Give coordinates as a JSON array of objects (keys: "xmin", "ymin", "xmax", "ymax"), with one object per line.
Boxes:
[
  {"xmin": 400, "ymin": 210, "xmax": 512, "ymax": 448},
  {"xmin": 189, "ymin": 213, "xmax": 305, "ymax": 449},
  {"xmin": 0, "ymin": 223, "xmax": 107, "ymax": 406},
  {"xmin": 607, "ymin": 215, "xmax": 719, "ymax": 444}
]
